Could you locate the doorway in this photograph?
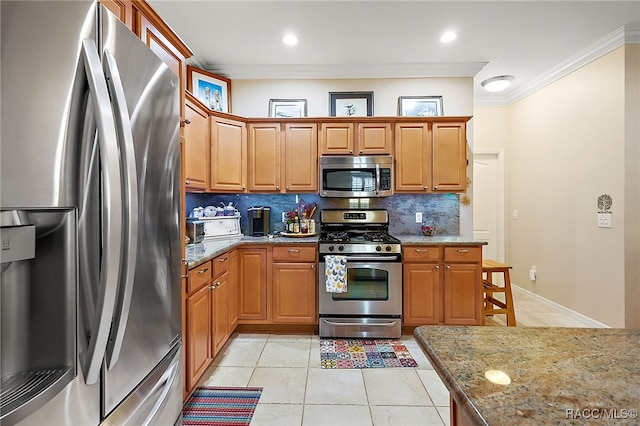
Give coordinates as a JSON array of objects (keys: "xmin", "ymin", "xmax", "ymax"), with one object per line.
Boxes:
[{"xmin": 472, "ymin": 150, "xmax": 505, "ymax": 262}]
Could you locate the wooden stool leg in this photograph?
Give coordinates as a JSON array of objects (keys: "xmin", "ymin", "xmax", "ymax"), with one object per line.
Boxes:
[{"xmin": 503, "ymin": 269, "xmax": 516, "ymax": 326}]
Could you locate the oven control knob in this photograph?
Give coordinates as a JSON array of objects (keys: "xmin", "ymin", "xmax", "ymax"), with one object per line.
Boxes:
[
  {"xmin": 328, "ymin": 245, "xmax": 335, "ymax": 252},
  {"xmin": 338, "ymin": 245, "xmax": 345, "ymax": 251},
  {"xmin": 385, "ymin": 245, "xmax": 392, "ymax": 252},
  {"xmin": 376, "ymin": 245, "xmax": 382, "ymax": 252}
]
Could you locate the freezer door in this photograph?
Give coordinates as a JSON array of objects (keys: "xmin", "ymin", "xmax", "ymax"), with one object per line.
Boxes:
[{"xmin": 98, "ymin": 6, "xmax": 182, "ymax": 418}]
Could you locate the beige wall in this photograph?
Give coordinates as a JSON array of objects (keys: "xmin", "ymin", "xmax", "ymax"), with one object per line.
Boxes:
[
  {"xmin": 476, "ymin": 47, "xmax": 633, "ymax": 327},
  {"xmin": 624, "ymin": 45, "xmax": 640, "ymax": 328}
]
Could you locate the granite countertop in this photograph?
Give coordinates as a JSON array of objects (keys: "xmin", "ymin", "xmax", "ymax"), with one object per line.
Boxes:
[
  {"xmin": 414, "ymin": 326, "xmax": 640, "ymax": 425},
  {"xmin": 185, "ymin": 234, "xmax": 319, "ymax": 268},
  {"xmin": 396, "ymin": 235, "xmax": 487, "ymax": 245}
]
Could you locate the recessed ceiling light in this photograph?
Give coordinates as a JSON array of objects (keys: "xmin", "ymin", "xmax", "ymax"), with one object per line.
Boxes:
[
  {"xmin": 282, "ymin": 34, "xmax": 298, "ymax": 46},
  {"xmin": 481, "ymin": 75, "xmax": 515, "ymax": 92},
  {"xmin": 440, "ymin": 31, "xmax": 457, "ymax": 43}
]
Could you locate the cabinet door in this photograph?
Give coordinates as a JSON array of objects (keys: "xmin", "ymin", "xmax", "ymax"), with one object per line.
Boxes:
[
  {"xmin": 403, "ymin": 263, "xmax": 441, "ymax": 325},
  {"xmin": 432, "ymin": 122, "xmax": 467, "ymax": 192},
  {"xmin": 357, "ymin": 122, "xmax": 393, "ymax": 155},
  {"xmin": 443, "ymin": 263, "xmax": 482, "ymax": 325},
  {"xmin": 212, "ymin": 272, "xmax": 229, "ymax": 356},
  {"xmin": 284, "ymin": 123, "xmax": 318, "ymax": 192},
  {"xmin": 184, "ymin": 95, "xmax": 209, "ymax": 191},
  {"xmin": 394, "ymin": 123, "xmax": 431, "ymax": 192},
  {"xmin": 320, "ymin": 123, "xmax": 354, "ymax": 155},
  {"xmin": 248, "ymin": 123, "xmax": 280, "ymax": 192},
  {"xmin": 210, "ymin": 117, "xmax": 247, "ymax": 192},
  {"xmin": 228, "ymin": 250, "xmax": 239, "ymax": 330},
  {"xmin": 238, "ymin": 248, "xmax": 267, "ymax": 321},
  {"xmin": 186, "ymin": 285, "xmax": 212, "ymax": 391},
  {"xmin": 272, "ymin": 263, "xmax": 317, "ymax": 324}
]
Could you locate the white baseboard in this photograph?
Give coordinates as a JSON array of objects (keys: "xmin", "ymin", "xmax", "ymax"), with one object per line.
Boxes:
[{"xmin": 511, "ymin": 284, "xmax": 610, "ymax": 328}]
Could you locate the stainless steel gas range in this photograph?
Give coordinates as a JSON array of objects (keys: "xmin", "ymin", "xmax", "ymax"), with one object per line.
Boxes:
[{"xmin": 318, "ymin": 209, "xmax": 402, "ymax": 338}]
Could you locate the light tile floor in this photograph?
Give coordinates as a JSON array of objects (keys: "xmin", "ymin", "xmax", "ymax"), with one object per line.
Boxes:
[{"xmin": 202, "ymin": 286, "xmax": 598, "ymax": 425}]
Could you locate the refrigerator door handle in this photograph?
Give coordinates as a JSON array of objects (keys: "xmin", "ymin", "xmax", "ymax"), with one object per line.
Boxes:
[
  {"xmin": 102, "ymin": 50, "xmax": 139, "ymax": 370},
  {"xmin": 78, "ymin": 38, "xmax": 123, "ymax": 385}
]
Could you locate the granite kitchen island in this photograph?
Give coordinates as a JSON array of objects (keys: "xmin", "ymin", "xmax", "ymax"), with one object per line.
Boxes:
[{"xmin": 414, "ymin": 325, "xmax": 640, "ymax": 425}]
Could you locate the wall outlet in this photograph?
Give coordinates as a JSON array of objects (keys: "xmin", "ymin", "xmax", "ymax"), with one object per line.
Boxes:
[
  {"xmin": 529, "ymin": 265, "xmax": 537, "ymax": 281},
  {"xmin": 512, "ymin": 209, "xmax": 519, "ymax": 220},
  {"xmin": 415, "ymin": 212, "xmax": 423, "ymax": 223},
  {"xmin": 281, "ymin": 212, "xmax": 287, "ymax": 223},
  {"xmin": 597, "ymin": 213, "xmax": 612, "ymax": 228}
]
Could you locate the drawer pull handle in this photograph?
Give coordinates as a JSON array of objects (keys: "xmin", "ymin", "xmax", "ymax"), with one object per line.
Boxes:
[
  {"xmin": 218, "ymin": 257, "xmax": 228, "ymax": 262},
  {"xmin": 414, "ymin": 249, "xmax": 428, "ymax": 253},
  {"xmin": 446, "ymin": 265, "xmax": 451, "ymax": 269},
  {"xmin": 198, "ymin": 268, "xmax": 209, "ymax": 274},
  {"xmin": 456, "ymin": 249, "xmax": 469, "ymax": 253},
  {"xmin": 288, "ymin": 249, "xmax": 300, "ymax": 253}
]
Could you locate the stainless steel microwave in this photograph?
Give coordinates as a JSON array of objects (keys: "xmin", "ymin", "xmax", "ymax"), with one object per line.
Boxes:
[{"xmin": 319, "ymin": 155, "xmax": 394, "ymax": 197}]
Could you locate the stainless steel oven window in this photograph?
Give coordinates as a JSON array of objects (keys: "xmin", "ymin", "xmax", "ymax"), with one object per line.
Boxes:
[{"xmin": 331, "ymin": 267, "xmax": 389, "ymax": 301}]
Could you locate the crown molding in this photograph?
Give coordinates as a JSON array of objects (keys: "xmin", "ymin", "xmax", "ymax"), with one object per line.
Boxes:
[
  {"xmin": 201, "ymin": 62, "xmax": 488, "ymax": 80},
  {"xmin": 504, "ymin": 24, "xmax": 640, "ymax": 105}
]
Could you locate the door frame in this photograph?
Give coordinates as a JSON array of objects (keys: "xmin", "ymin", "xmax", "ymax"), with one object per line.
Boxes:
[{"xmin": 472, "ymin": 149, "xmax": 506, "ymax": 263}]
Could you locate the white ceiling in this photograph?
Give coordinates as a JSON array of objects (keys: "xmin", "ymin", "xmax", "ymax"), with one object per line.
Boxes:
[{"xmin": 148, "ymin": 1, "xmax": 640, "ymax": 105}]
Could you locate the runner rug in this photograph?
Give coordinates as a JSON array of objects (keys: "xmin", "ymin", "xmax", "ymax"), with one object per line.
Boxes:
[
  {"xmin": 320, "ymin": 339, "xmax": 418, "ymax": 369},
  {"xmin": 182, "ymin": 386, "xmax": 262, "ymax": 426}
]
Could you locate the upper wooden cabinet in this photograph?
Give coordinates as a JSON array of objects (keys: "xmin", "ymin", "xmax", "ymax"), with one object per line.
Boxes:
[
  {"xmin": 319, "ymin": 122, "xmax": 392, "ymax": 155},
  {"xmin": 210, "ymin": 116, "xmax": 247, "ymax": 192},
  {"xmin": 395, "ymin": 120, "xmax": 468, "ymax": 193},
  {"xmin": 284, "ymin": 123, "xmax": 318, "ymax": 192},
  {"xmin": 247, "ymin": 122, "xmax": 318, "ymax": 193},
  {"xmin": 432, "ymin": 122, "xmax": 467, "ymax": 192},
  {"xmin": 184, "ymin": 93, "xmax": 209, "ymax": 191},
  {"xmin": 319, "ymin": 122, "xmax": 354, "ymax": 154}
]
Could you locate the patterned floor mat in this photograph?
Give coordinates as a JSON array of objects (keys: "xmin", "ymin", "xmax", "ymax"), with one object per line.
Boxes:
[
  {"xmin": 320, "ymin": 339, "xmax": 418, "ymax": 369},
  {"xmin": 182, "ymin": 386, "xmax": 262, "ymax": 425}
]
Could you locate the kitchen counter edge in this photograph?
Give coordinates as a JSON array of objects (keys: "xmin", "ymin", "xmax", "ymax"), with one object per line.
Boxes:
[{"xmin": 185, "ymin": 235, "xmax": 320, "ymax": 268}]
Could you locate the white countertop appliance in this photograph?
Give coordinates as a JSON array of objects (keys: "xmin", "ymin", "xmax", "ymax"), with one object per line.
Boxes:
[{"xmin": 202, "ymin": 215, "xmax": 242, "ymax": 240}]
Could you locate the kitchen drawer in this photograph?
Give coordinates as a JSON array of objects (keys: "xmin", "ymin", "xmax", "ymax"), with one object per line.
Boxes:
[
  {"xmin": 403, "ymin": 246, "xmax": 442, "ymax": 262},
  {"xmin": 188, "ymin": 260, "xmax": 212, "ymax": 293},
  {"xmin": 444, "ymin": 246, "xmax": 482, "ymax": 263},
  {"xmin": 272, "ymin": 246, "xmax": 317, "ymax": 262},
  {"xmin": 212, "ymin": 252, "xmax": 230, "ymax": 278}
]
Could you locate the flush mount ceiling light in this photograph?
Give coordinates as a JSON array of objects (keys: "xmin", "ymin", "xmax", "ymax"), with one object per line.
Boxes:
[
  {"xmin": 282, "ymin": 34, "xmax": 298, "ymax": 46},
  {"xmin": 481, "ymin": 75, "xmax": 515, "ymax": 92},
  {"xmin": 440, "ymin": 31, "xmax": 457, "ymax": 43}
]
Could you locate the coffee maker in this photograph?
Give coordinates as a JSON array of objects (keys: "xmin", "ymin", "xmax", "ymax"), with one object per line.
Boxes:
[{"xmin": 247, "ymin": 206, "xmax": 271, "ymax": 236}]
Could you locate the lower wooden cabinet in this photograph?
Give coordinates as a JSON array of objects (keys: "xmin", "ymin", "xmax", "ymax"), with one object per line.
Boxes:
[
  {"xmin": 185, "ymin": 251, "xmax": 238, "ymax": 397},
  {"xmin": 272, "ymin": 262, "xmax": 317, "ymax": 324},
  {"xmin": 403, "ymin": 245, "xmax": 483, "ymax": 326},
  {"xmin": 185, "ymin": 261, "xmax": 213, "ymax": 392},
  {"xmin": 238, "ymin": 247, "xmax": 268, "ymax": 322}
]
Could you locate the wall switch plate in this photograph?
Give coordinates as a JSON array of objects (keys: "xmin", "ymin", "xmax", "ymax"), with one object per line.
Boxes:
[
  {"xmin": 415, "ymin": 212, "xmax": 423, "ymax": 223},
  {"xmin": 281, "ymin": 212, "xmax": 287, "ymax": 223},
  {"xmin": 597, "ymin": 213, "xmax": 612, "ymax": 228},
  {"xmin": 512, "ymin": 209, "xmax": 519, "ymax": 220}
]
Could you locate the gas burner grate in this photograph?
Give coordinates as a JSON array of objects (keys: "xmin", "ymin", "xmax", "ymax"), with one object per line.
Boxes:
[
  {"xmin": 325, "ymin": 231, "xmax": 350, "ymax": 242},
  {"xmin": 363, "ymin": 232, "xmax": 391, "ymax": 242}
]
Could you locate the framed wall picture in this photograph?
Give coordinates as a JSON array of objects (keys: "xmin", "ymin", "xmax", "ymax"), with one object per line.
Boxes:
[
  {"xmin": 398, "ymin": 96, "xmax": 444, "ymax": 117},
  {"xmin": 187, "ymin": 66, "xmax": 231, "ymax": 113},
  {"xmin": 268, "ymin": 99, "xmax": 308, "ymax": 118},
  {"xmin": 329, "ymin": 91, "xmax": 373, "ymax": 117}
]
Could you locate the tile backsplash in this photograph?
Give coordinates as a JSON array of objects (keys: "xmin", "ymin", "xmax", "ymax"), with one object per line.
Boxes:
[{"xmin": 186, "ymin": 192, "xmax": 460, "ymax": 236}]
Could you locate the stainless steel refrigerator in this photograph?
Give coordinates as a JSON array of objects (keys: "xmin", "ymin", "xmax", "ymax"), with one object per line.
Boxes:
[{"xmin": 1, "ymin": 1, "xmax": 183, "ymax": 424}]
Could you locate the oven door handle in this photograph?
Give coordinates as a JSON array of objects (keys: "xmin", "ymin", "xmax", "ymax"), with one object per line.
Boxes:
[
  {"xmin": 344, "ymin": 255, "xmax": 399, "ymax": 261},
  {"xmin": 323, "ymin": 319, "xmax": 399, "ymax": 327}
]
